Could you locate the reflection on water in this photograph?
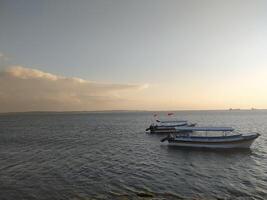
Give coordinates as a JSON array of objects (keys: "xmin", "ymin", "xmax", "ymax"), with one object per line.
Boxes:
[{"xmin": 0, "ymin": 110, "xmax": 266, "ymax": 200}]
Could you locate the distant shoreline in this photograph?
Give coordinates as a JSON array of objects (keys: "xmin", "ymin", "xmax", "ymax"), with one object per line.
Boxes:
[{"xmin": 0, "ymin": 109, "xmax": 266, "ymax": 115}]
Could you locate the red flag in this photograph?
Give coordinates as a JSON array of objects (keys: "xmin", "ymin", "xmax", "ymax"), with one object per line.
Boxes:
[{"xmin": 167, "ymin": 113, "xmax": 174, "ymax": 116}]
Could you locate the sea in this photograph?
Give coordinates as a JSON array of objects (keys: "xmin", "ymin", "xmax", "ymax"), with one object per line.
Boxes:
[{"xmin": 0, "ymin": 110, "xmax": 266, "ymax": 200}]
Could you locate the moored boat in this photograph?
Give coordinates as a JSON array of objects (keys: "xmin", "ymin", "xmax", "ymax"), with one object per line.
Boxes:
[
  {"xmin": 161, "ymin": 127, "xmax": 260, "ymax": 149},
  {"xmin": 146, "ymin": 120, "xmax": 196, "ymax": 134}
]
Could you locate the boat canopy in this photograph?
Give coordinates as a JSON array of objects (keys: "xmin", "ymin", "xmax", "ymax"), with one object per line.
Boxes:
[{"xmin": 174, "ymin": 127, "xmax": 234, "ymax": 132}]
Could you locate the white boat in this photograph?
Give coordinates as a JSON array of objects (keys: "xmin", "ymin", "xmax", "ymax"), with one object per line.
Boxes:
[
  {"xmin": 161, "ymin": 127, "xmax": 260, "ymax": 149},
  {"xmin": 146, "ymin": 120, "xmax": 196, "ymax": 134}
]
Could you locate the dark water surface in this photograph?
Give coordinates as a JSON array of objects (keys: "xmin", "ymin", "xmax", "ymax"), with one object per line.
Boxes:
[{"xmin": 0, "ymin": 111, "xmax": 266, "ymax": 200}]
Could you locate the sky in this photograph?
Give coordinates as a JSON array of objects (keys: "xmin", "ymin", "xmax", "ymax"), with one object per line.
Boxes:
[{"xmin": 0, "ymin": 0, "xmax": 267, "ymax": 112}]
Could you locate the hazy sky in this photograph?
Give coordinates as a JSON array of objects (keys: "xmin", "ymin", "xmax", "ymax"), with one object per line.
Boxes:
[{"xmin": 1, "ymin": 0, "xmax": 267, "ymax": 112}]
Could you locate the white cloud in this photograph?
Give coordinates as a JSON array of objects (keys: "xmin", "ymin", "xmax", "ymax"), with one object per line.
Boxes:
[
  {"xmin": 5, "ymin": 66, "xmax": 59, "ymax": 80},
  {"xmin": 0, "ymin": 52, "xmax": 9, "ymax": 62},
  {"xmin": 0, "ymin": 66, "xmax": 148, "ymax": 112}
]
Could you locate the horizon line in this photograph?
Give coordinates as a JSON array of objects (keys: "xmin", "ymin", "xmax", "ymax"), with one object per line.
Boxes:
[{"xmin": 1, "ymin": 108, "xmax": 266, "ymax": 115}]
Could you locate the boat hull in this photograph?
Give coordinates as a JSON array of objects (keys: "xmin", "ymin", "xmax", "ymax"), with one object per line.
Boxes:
[
  {"xmin": 167, "ymin": 134, "xmax": 259, "ymax": 149},
  {"xmin": 149, "ymin": 129, "xmax": 193, "ymax": 134},
  {"xmin": 150, "ymin": 128, "xmax": 178, "ymax": 134},
  {"xmin": 147, "ymin": 124, "xmax": 196, "ymax": 134}
]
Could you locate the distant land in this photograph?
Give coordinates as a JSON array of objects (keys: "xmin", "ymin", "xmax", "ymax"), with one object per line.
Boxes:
[{"xmin": 0, "ymin": 108, "xmax": 266, "ymax": 115}]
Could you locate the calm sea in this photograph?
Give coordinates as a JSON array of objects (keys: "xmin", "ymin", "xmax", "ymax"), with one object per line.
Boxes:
[{"xmin": 0, "ymin": 111, "xmax": 266, "ymax": 200}]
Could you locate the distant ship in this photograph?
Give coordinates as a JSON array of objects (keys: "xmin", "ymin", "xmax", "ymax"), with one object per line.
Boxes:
[{"xmin": 229, "ymin": 108, "xmax": 241, "ymax": 111}]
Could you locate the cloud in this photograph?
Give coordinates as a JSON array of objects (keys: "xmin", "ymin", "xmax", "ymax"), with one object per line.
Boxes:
[
  {"xmin": 0, "ymin": 52, "xmax": 9, "ymax": 62},
  {"xmin": 0, "ymin": 66, "xmax": 148, "ymax": 112}
]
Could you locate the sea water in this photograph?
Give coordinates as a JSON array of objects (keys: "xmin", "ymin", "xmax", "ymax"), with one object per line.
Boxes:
[{"xmin": 0, "ymin": 110, "xmax": 266, "ymax": 199}]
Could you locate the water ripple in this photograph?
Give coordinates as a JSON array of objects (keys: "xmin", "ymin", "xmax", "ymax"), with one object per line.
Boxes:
[{"xmin": 0, "ymin": 111, "xmax": 266, "ymax": 200}]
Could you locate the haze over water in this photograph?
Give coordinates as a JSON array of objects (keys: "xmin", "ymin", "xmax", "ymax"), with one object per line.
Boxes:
[{"xmin": 0, "ymin": 110, "xmax": 266, "ymax": 200}]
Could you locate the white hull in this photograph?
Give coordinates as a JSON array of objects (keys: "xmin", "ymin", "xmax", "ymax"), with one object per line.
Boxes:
[
  {"xmin": 149, "ymin": 129, "xmax": 178, "ymax": 134},
  {"xmin": 147, "ymin": 124, "xmax": 196, "ymax": 134},
  {"xmin": 167, "ymin": 134, "xmax": 259, "ymax": 149},
  {"xmin": 168, "ymin": 139, "xmax": 255, "ymax": 149}
]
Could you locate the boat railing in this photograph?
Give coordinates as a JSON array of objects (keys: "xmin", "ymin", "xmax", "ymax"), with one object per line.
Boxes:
[
  {"xmin": 174, "ymin": 127, "xmax": 234, "ymax": 132},
  {"xmin": 174, "ymin": 126, "xmax": 236, "ymax": 137}
]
